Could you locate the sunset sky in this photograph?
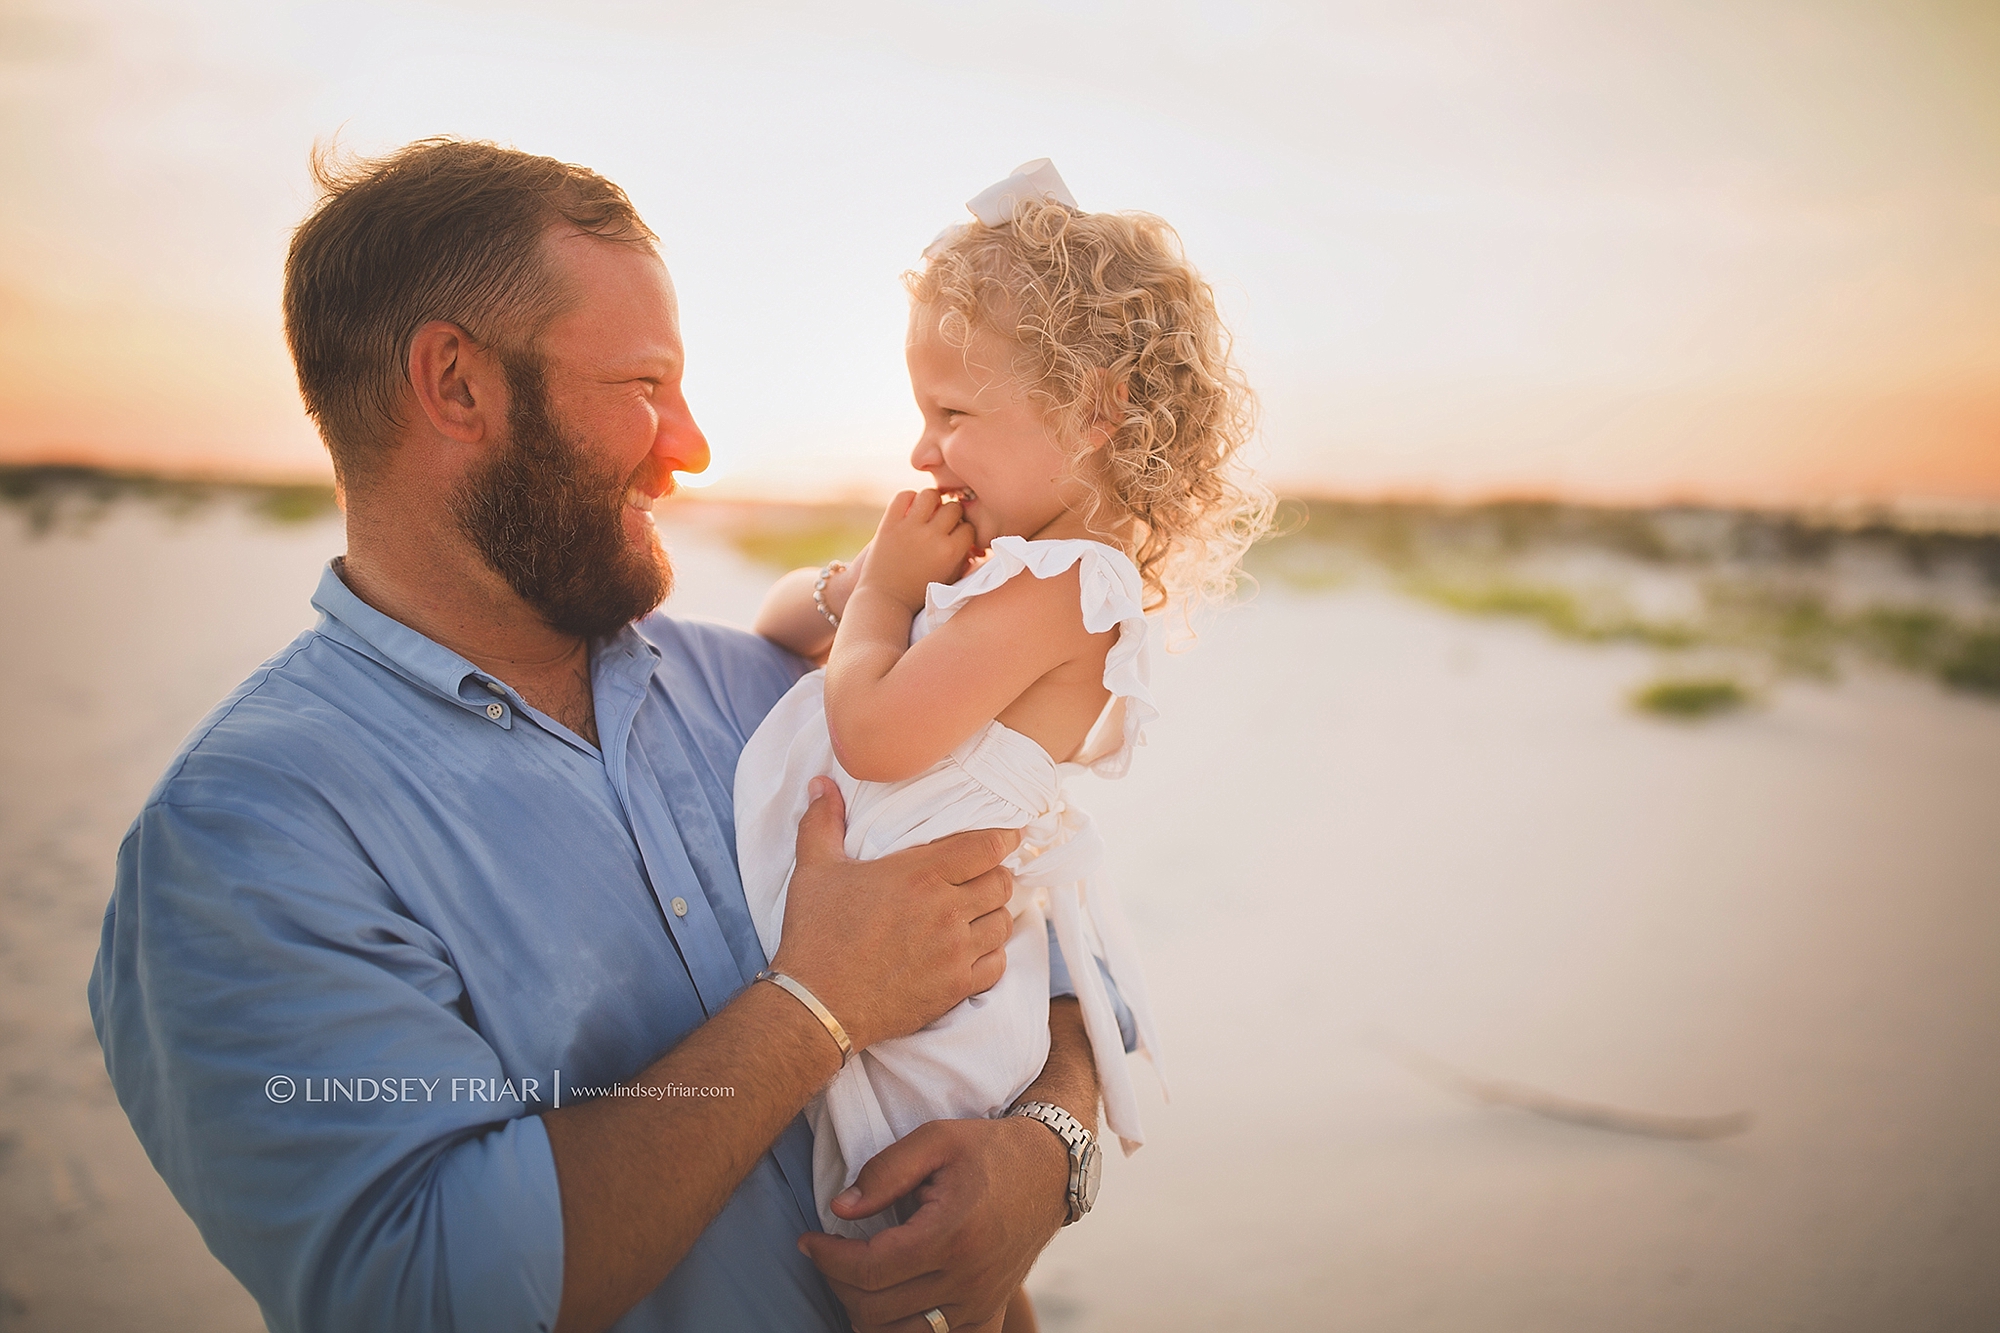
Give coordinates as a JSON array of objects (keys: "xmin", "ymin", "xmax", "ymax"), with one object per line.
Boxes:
[{"xmin": 1, "ymin": 0, "xmax": 1995, "ymax": 505}]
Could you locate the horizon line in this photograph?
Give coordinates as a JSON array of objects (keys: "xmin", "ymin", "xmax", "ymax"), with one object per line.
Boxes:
[{"xmin": 7, "ymin": 457, "xmax": 2000, "ymax": 532}]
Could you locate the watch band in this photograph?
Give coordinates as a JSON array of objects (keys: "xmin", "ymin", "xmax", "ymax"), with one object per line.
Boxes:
[{"xmin": 1009, "ymin": 1101, "xmax": 1099, "ymax": 1224}]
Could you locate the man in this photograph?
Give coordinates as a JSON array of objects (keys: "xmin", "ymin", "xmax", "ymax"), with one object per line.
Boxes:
[{"xmin": 89, "ymin": 139, "xmax": 1111, "ymax": 1332}]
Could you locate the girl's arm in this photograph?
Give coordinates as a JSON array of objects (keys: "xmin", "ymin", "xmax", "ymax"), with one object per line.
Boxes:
[
  {"xmin": 752, "ymin": 548, "xmax": 868, "ymax": 662},
  {"xmin": 825, "ymin": 490, "xmax": 1107, "ymax": 783}
]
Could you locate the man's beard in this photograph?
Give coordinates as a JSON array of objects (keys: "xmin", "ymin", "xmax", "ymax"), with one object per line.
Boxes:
[{"xmin": 449, "ymin": 357, "xmax": 672, "ymax": 640}]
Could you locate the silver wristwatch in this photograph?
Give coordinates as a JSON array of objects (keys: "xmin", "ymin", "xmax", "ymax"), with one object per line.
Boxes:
[{"xmin": 1009, "ymin": 1101, "xmax": 1101, "ymax": 1225}]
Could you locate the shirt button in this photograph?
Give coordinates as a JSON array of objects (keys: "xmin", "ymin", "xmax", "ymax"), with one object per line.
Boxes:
[
  {"xmin": 486, "ymin": 702, "xmax": 505, "ymax": 721},
  {"xmin": 670, "ymin": 897, "xmax": 688, "ymax": 918}
]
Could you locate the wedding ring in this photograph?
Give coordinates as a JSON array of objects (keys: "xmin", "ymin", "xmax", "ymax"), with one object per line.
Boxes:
[{"xmin": 921, "ymin": 1309, "xmax": 950, "ymax": 1333}]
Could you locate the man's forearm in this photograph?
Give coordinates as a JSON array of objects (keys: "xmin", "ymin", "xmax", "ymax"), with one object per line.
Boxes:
[
  {"xmin": 983, "ymin": 995, "xmax": 1101, "ymax": 1241},
  {"xmin": 545, "ymin": 781, "xmax": 1018, "ymax": 1333},
  {"xmin": 542, "ymin": 979, "xmax": 844, "ymax": 1333},
  {"xmin": 988, "ymin": 998, "xmax": 1105, "ymax": 1235},
  {"xmin": 1023, "ymin": 995, "xmax": 1099, "ymax": 1132}
]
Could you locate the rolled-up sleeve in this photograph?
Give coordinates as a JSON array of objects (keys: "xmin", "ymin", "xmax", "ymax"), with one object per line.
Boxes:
[{"xmin": 89, "ymin": 788, "xmax": 564, "ymax": 1333}]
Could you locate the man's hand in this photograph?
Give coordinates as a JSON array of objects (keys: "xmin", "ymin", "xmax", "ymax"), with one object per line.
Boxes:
[
  {"xmin": 800, "ymin": 1117, "xmax": 1069, "ymax": 1332},
  {"xmin": 858, "ymin": 489, "xmax": 975, "ymax": 613},
  {"xmin": 801, "ymin": 996, "xmax": 1102, "ymax": 1332},
  {"xmin": 771, "ymin": 778, "xmax": 1018, "ymax": 1053},
  {"xmin": 545, "ymin": 784, "xmax": 1023, "ymax": 1333}
]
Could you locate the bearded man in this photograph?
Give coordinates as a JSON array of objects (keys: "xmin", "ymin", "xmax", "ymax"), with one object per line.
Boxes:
[{"xmin": 88, "ymin": 139, "xmax": 1113, "ymax": 1333}]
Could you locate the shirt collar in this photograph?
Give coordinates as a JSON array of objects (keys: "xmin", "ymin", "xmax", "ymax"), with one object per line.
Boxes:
[{"xmin": 308, "ymin": 560, "xmax": 658, "ymax": 733}]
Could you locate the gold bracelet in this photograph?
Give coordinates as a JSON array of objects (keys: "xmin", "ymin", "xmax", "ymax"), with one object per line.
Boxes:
[{"xmin": 756, "ymin": 969, "xmax": 854, "ymax": 1066}]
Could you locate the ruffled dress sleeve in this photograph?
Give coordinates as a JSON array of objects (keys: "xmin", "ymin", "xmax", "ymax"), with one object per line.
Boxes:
[{"xmin": 918, "ymin": 535, "xmax": 1158, "ymax": 778}]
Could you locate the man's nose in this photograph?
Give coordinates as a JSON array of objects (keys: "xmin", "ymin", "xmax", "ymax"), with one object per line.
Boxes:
[{"xmin": 654, "ymin": 384, "xmax": 711, "ymax": 476}]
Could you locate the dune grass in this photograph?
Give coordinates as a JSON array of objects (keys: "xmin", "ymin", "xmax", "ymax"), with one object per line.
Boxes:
[
  {"xmin": 0, "ymin": 463, "xmax": 337, "ymax": 532},
  {"xmin": 1940, "ymin": 630, "xmax": 2000, "ymax": 695},
  {"xmin": 1402, "ymin": 577, "xmax": 1699, "ymax": 649},
  {"xmin": 248, "ymin": 484, "xmax": 341, "ymax": 525},
  {"xmin": 1630, "ymin": 677, "xmax": 1752, "ymax": 719},
  {"xmin": 10, "ymin": 467, "xmax": 1996, "ymax": 703},
  {"xmin": 1249, "ymin": 500, "xmax": 1999, "ymax": 703},
  {"xmin": 709, "ymin": 505, "xmax": 882, "ymax": 572}
]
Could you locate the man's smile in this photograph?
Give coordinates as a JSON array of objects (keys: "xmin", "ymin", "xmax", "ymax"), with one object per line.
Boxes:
[{"xmin": 625, "ymin": 458, "xmax": 678, "ymax": 514}]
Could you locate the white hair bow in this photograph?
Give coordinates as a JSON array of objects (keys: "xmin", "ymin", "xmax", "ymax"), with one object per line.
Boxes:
[{"xmin": 923, "ymin": 158, "xmax": 1079, "ymax": 257}]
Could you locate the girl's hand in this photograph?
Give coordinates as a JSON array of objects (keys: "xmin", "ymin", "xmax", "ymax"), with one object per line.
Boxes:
[{"xmin": 857, "ymin": 490, "xmax": 974, "ymax": 613}]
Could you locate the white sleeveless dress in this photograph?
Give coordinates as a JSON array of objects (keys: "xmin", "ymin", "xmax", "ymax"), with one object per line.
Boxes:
[{"xmin": 734, "ymin": 536, "xmax": 1166, "ymax": 1237}]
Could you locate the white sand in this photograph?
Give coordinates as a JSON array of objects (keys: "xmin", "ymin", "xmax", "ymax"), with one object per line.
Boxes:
[{"xmin": 2, "ymin": 506, "xmax": 1996, "ymax": 1331}]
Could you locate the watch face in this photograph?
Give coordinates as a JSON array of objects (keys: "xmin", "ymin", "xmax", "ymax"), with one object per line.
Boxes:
[{"xmin": 1078, "ymin": 1140, "xmax": 1102, "ymax": 1211}]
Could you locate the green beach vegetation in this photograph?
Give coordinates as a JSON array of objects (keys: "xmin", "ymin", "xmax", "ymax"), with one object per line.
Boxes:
[
  {"xmin": 8, "ymin": 465, "xmax": 1995, "ymax": 706},
  {"xmin": 1248, "ymin": 497, "xmax": 2000, "ymax": 706},
  {"xmin": 1630, "ymin": 677, "xmax": 1753, "ymax": 719},
  {"xmin": 699, "ymin": 503, "xmax": 882, "ymax": 574},
  {"xmin": 1401, "ymin": 577, "xmax": 1699, "ymax": 650},
  {"xmin": 0, "ymin": 463, "xmax": 337, "ymax": 533}
]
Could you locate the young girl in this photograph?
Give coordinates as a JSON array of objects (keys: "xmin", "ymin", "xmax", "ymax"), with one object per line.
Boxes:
[{"xmin": 734, "ymin": 161, "xmax": 1270, "ymax": 1245}]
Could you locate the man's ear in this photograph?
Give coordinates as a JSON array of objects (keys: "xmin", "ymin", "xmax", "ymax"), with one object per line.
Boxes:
[{"xmin": 407, "ymin": 321, "xmax": 507, "ymax": 445}]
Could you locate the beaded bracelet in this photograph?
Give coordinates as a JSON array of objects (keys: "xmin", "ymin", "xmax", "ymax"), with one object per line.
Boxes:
[{"xmin": 813, "ymin": 560, "xmax": 847, "ymax": 630}]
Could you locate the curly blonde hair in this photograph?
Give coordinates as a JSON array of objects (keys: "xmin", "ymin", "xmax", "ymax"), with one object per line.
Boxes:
[{"xmin": 905, "ymin": 198, "xmax": 1273, "ymax": 612}]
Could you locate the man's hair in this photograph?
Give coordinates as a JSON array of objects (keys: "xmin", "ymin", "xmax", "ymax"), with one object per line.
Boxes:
[{"xmin": 284, "ymin": 137, "xmax": 655, "ymax": 486}]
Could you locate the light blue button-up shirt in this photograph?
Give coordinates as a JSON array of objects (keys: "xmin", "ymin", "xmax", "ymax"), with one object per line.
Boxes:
[
  {"xmin": 89, "ymin": 563, "xmax": 1129, "ymax": 1333},
  {"xmin": 90, "ymin": 562, "xmax": 843, "ymax": 1330}
]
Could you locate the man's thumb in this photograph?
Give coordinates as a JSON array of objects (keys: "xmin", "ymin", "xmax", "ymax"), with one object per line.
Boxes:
[
  {"xmin": 829, "ymin": 1130, "xmax": 951, "ymax": 1220},
  {"xmin": 793, "ymin": 776, "xmax": 849, "ymax": 866}
]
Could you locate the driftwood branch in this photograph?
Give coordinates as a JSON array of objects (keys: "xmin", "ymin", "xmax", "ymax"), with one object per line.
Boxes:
[{"xmin": 1377, "ymin": 1038, "xmax": 1754, "ymax": 1141}]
